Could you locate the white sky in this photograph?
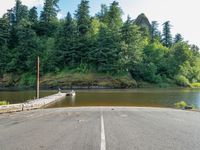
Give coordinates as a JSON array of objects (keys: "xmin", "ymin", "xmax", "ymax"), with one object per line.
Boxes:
[{"xmin": 0, "ymin": 0, "xmax": 199, "ymax": 47}]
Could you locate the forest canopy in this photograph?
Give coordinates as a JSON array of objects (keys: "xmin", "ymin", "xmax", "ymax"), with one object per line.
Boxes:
[{"xmin": 0, "ymin": 0, "xmax": 200, "ymax": 87}]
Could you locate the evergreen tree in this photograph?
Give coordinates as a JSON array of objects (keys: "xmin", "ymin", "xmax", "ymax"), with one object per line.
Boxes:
[
  {"xmin": 121, "ymin": 16, "xmax": 145, "ymax": 72},
  {"xmin": 8, "ymin": 20, "xmax": 41, "ymax": 73},
  {"xmin": 151, "ymin": 21, "xmax": 161, "ymax": 42},
  {"xmin": 75, "ymin": 0, "xmax": 91, "ymax": 64},
  {"xmin": 55, "ymin": 12, "xmax": 78, "ymax": 68},
  {"xmin": 14, "ymin": 0, "xmax": 29, "ymax": 24},
  {"xmin": 0, "ymin": 16, "xmax": 10, "ymax": 74},
  {"xmin": 75, "ymin": 0, "xmax": 91, "ymax": 36},
  {"xmin": 162, "ymin": 21, "xmax": 172, "ymax": 47},
  {"xmin": 40, "ymin": 0, "xmax": 59, "ymax": 23},
  {"xmin": 38, "ymin": 0, "xmax": 59, "ymax": 36},
  {"xmin": 92, "ymin": 25, "xmax": 121, "ymax": 73},
  {"xmin": 174, "ymin": 33, "xmax": 183, "ymax": 43},
  {"xmin": 106, "ymin": 1, "xmax": 123, "ymax": 30},
  {"xmin": 96, "ymin": 4, "xmax": 108, "ymax": 23},
  {"xmin": 29, "ymin": 7, "xmax": 38, "ymax": 23}
]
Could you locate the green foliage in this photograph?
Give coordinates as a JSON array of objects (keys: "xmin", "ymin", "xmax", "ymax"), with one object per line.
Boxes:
[
  {"xmin": 0, "ymin": 0, "xmax": 200, "ymax": 88},
  {"xmin": 174, "ymin": 75, "xmax": 190, "ymax": 87},
  {"xmin": 174, "ymin": 101, "xmax": 188, "ymax": 109},
  {"xmin": 0, "ymin": 101, "xmax": 9, "ymax": 106},
  {"xmin": 29, "ymin": 6, "xmax": 38, "ymax": 23},
  {"xmin": 174, "ymin": 33, "xmax": 183, "ymax": 43},
  {"xmin": 191, "ymin": 83, "xmax": 200, "ymax": 88},
  {"xmin": 40, "ymin": 0, "xmax": 59, "ymax": 23},
  {"xmin": 75, "ymin": 0, "xmax": 91, "ymax": 36},
  {"xmin": 151, "ymin": 21, "xmax": 161, "ymax": 42},
  {"xmin": 162, "ymin": 21, "xmax": 172, "ymax": 47},
  {"xmin": 106, "ymin": 1, "xmax": 123, "ymax": 30},
  {"xmin": 19, "ymin": 73, "xmax": 36, "ymax": 86}
]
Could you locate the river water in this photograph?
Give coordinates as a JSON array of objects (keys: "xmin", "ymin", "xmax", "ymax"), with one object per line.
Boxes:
[{"xmin": 0, "ymin": 88, "xmax": 200, "ymax": 108}]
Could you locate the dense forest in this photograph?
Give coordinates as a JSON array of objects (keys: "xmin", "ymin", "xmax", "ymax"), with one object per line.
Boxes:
[{"xmin": 0, "ymin": 0, "xmax": 200, "ymax": 88}]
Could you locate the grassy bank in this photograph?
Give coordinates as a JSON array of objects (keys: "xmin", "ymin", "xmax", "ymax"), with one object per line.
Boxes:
[
  {"xmin": 0, "ymin": 71, "xmax": 194, "ymax": 89},
  {"xmin": 0, "ymin": 71, "xmax": 137, "ymax": 89},
  {"xmin": 40, "ymin": 72, "xmax": 137, "ymax": 89}
]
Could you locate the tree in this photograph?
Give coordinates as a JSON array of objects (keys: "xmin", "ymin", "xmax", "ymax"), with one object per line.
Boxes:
[
  {"xmin": 14, "ymin": 0, "xmax": 29, "ymax": 24},
  {"xmin": 168, "ymin": 42, "xmax": 193, "ymax": 78},
  {"xmin": 40, "ymin": 0, "xmax": 59, "ymax": 23},
  {"xmin": 151, "ymin": 21, "xmax": 161, "ymax": 42},
  {"xmin": 75, "ymin": 0, "xmax": 91, "ymax": 36},
  {"xmin": 121, "ymin": 16, "xmax": 145, "ymax": 72},
  {"xmin": 29, "ymin": 7, "xmax": 38, "ymax": 23},
  {"xmin": 74, "ymin": 0, "xmax": 92, "ymax": 64},
  {"xmin": 106, "ymin": 1, "xmax": 123, "ymax": 30},
  {"xmin": 96, "ymin": 4, "xmax": 108, "ymax": 23},
  {"xmin": 55, "ymin": 12, "xmax": 78, "ymax": 68},
  {"xmin": 91, "ymin": 25, "xmax": 121, "ymax": 73},
  {"xmin": 8, "ymin": 20, "xmax": 41, "ymax": 73},
  {"xmin": 0, "ymin": 16, "xmax": 10, "ymax": 74},
  {"xmin": 162, "ymin": 21, "xmax": 172, "ymax": 47},
  {"xmin": 174, "ymin": 33, "xmax": 183, "ymax": 43}
]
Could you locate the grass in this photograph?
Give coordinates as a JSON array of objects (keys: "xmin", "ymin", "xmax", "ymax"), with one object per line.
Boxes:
[{"xmin": 0, "ymin": 101, "xmax": 9, "ymax": 106}]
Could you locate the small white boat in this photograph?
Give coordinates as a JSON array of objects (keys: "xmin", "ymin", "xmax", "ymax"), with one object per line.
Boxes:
[{"xmin": 66, "ymin": 90, "xmax": 76, "ymax": 97}]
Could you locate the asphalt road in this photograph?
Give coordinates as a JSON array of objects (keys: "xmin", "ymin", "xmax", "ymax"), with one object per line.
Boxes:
[{"xmin": 0, "ymin": 107, "xmax": 200, "ymax": 150}]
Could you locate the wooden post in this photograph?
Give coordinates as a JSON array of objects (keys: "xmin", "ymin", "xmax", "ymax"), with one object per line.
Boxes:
[{"xmin": 36, "ymin": 57, "xmax": 40, "ymax": 99}]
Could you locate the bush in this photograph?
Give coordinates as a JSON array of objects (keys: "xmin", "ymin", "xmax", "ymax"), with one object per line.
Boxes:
[
  {"xmin": 0, "ymin": 101, "xmax": 9, "ymax": 106},
  {"xmin": 191, "ymin": 82, "xmax": 200, "ymax": 88},
  {"xmin": 174, "ymin": 101, "xmax": 187, "ymax": 109},
  {"xmin": 175, "ymin": 75, "xmax": 190, "ymax": 87},
  {"xmin": 19, "ymin": 73, "xmax": 36, "ymax": 87}
]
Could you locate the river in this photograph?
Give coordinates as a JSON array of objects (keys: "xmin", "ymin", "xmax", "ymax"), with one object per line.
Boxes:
[{"xmin": 0, "ymin": 88, "xmax": 200, "ymax": 108}]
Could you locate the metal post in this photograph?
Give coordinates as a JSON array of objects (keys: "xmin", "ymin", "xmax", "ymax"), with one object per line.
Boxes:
[{"xmin": 36, "ymin": 57, "xmax": 40, "ymax": 99}]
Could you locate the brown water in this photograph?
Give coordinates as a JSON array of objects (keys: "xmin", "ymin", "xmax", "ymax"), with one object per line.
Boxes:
[
  {"xmin": 1, "ymin": 88, "xmax": 200, "ymax": 108},
  {"xmin": 50, "ymin": 88, "xmax": 200, "ymax": 108},
  {"xmin": 0, "ymin": 90, "xmax": 57, "ymax": 104}
]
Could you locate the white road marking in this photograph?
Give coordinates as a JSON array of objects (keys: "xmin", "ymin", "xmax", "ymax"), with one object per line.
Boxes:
[{"xmin": 101, "ymin": 114, "xmax": 106, "ymax": 150}]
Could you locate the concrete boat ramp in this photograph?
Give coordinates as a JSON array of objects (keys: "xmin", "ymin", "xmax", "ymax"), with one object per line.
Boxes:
[{"xmin": 0, "ymin": 92, "xmax": 66, "ymax": 114}]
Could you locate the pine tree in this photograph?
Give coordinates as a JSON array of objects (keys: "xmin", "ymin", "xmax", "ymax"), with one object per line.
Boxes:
[
  {"xmin": 14, "ymin": 0, "xmax": 29, "ymax": 24},
  {"xmin": 162, "ymin": 21, "xmax": 172, "ymax": 47},
  {"xmin": 92, "ymin": 25, "xmax": 121, "ymax": 73},
  {"xmin": 75, "ymin": 0, "xmax": 91, "ymax": 36},
  {"xmin": 75, "ymin": 0, "xmax": 91, "ymax": 64},
  {"xmin": 106, "ymin": 1, "xmax": 123, "ymax": 30},
  {"xmin": 55, "ymin": 12, "xmax": 78, "ymax": 68},
  {"xmin": 121, "ymin": 16, "xmax": 144, "ymax": 72},
  {"xmin": 96, "ymin": 4, "xmax": 108, "ymax": 23},
  {"xmin": 10, "ymin": 20, "xmax": 41, "ymax": 73},
  {"xmin": 29, "ymin": 7, "xmax": 38, "ymax": 23},
  {"xmin": 151, "ymin": 21, "xmax": 161, "ymax": 42},
  {"xmin": 40, "ymin": 0, "xmax": 59, "ymax": 23},
  {"xmin": 174, "ymin": 33, "xmax": 183, "ymax": 43}
]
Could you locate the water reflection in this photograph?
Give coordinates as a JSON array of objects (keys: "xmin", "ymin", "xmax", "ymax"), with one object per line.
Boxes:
[
  {"xmin": 1, "ymin": 88, "xmax": 200, "ymax": 108},
  {"xmin": 69, "ymin": 95, "xmax": 76, "ymax": 106},
  {"xmin": 48, "ymin": 88, "xmax": 200, "ymax": 108}
]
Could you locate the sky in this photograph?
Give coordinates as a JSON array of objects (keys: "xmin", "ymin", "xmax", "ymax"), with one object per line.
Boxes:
[{"xmin": 0, "ymin": 0, "xmax": 199, "ymax": 47}]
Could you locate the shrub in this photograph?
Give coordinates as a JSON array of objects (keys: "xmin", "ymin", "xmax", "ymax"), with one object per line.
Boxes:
[
  {"xmin": 174, "ymin": 101, "xmax": 187, "ymax": 109},
  {"xmin": 174, "ymin": 75, "xmax": 190, "ymax": 87},
  {"xmin": 0, "ymin": 101, "xmax": 9, "ymax": 106},
  {"xmin": 191, "ymin": 82, "xmax": 200, "ymax": 88}
]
